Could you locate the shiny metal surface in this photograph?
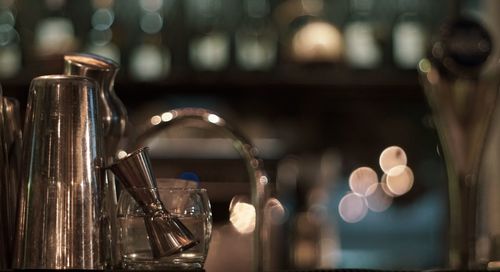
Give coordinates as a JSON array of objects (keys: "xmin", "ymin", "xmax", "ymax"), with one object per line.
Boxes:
[
  {"xmin": 1, "ymin": 97, "xmax": 22, "ymax": 269},
  {"xmin": 109, "ymin": 147, "xmax": 157, "ymax": 190},
  {"xmin": 64, "ymin": 53, "xmax": 127, "ymax": 267},
  {"xmin": 63, "ymin": 53, "xmax": 127, "ymax": 159},
  {"xmin": 132, "ymin": 107, "xmax": 269, "ymax": 272},
  {"xmin": 14, "ymin": 75, "xmax": 103, "ymax": 269},
  {"xmin": 0, "ymin": 86, "xmax": 8, "ymax": 269},
  {"xmin": 109, "ymin": 147, "xmax": 197, "ymax": 258}
]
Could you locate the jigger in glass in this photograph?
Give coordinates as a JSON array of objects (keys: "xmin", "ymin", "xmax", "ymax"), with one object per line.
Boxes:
[
  {"xmin": 108, "ymin": 147, "xmax": 197, "ymax": 261},
  {"xmin": 117, "ymin": 186, "xmax": 212, "ymax": 270}
]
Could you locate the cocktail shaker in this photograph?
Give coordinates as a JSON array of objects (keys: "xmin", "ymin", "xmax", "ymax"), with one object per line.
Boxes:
[
  {"xmin": 14, "ymin": 75, "xmax": 104, "ymax": 269},
  {"xmin": 109, "ymin": 147, "xmax": 197, "ymax": 258},
  {"xmin": 64, "ymin": 53, "xmax": 127, "ymax": 267}
]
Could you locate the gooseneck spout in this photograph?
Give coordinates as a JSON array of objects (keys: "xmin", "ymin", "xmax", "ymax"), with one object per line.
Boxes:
[{"xmin": 133, "ymin": 107, "xmax": 268, "ymax": 272}]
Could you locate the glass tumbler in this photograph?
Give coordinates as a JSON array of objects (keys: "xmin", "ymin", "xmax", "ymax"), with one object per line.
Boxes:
[{"xmin": 117, "ymin": 187, "xmax": 212, "ymax": 270}]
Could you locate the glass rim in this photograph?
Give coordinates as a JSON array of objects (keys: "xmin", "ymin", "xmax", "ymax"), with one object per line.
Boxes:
[
  {"xmin": 127, "ymin": 186, "xmax": 207, "ymax": 193},
  {"xmin": 64, "ymin": 52, "xmax": 119, "ymax": 71},
  {"xmin": 31, "ymin": 74, "xmax": 98, "ymax": 85}
]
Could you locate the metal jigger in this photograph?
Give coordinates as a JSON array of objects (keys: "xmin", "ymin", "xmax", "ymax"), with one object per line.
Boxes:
[{"xmin": 108, "ymin": 147, "xmax": 197, "ymax": 257}]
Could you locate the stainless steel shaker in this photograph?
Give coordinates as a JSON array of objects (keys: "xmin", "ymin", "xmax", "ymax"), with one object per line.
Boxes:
[
  {"xmin": 64, "ymin": 53, "xmax": 127, "ymax": 267},
  {"xmin": 14, "ymin": 75, "xmax": 103, "ymax": 269}
]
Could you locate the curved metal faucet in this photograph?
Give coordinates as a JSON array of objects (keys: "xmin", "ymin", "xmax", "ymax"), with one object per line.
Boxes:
[{"xmin": 132, "ymin": 107, "xmax": 268, "ymax": 272}]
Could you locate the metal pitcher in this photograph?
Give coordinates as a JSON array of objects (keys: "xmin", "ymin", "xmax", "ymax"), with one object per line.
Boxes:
[{"xmin": 64, "ymin": 53, "xmax": 127, "ymax": 267}]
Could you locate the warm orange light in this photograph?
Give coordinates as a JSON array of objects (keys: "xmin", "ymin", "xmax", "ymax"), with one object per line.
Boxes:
[
  {"xmin": 292, "ymin": 21, "xmax": 343, "ymax": 62},
  {"xmin": 386, "ymin": 165, "xmax": 414, "ymax": 196}
]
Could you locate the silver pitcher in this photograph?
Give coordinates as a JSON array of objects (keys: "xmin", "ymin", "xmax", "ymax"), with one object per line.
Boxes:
[
  {"xmin": 14, "ymin": 75, "xmax": 104, "ymax": 269},
  {"xmin": 63, "ymin": 53, "xmax": 127, "ymax": 267}
]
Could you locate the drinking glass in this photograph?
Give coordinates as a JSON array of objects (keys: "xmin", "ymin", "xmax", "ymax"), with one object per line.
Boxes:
[{"xmin": 117, "ymin": 186, "xmax": 212, "ymax": 270}]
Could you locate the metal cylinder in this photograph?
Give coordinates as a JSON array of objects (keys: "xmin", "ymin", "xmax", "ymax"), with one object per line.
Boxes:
[
  {"xmin": 14, "ymin": 75, "xmax": 103, "ymax": 269},
  {"xmin": 64, "ymin": 53, "xmax": 127, "ymax": 267}
]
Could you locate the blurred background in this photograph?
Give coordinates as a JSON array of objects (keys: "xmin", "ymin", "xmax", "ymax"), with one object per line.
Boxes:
[{"xmin": 2, "ymin": 0, "xmax": 500, "ymax": 271}]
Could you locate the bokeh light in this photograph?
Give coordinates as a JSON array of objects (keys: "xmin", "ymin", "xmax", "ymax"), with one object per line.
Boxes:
[
  {"xmin": 207, "ymin": 113, "xmax": 221, "ymax": 124},
  {"xmin": 150, "ymin": 115, "xmax": 161, "ymax": 125},
  {"xmin": 265, "ymin": 197, "xmax": 286, "ymax": 225},
  {"xmin": 379, "ymin": 145, "xmax": 407, "ymax": 174},
  {"xmin": 116, "ymin": 150, "xmax": 128, "ymax": 159},
  {"xmin": 380, "ymin": 174, "xmax": 396, "ymax": 197},
  {"xmin": 291, "ymin": 21, "xmax": 343, "ymax": 62},
  {"xmin": 386, "ymin": 165, "xmax": 414, "ymax": 196},
  {"xmin": 349, "ymin": 167, "xmax": 378, "ymax": 196},
  {"xmin": 161, "ymin": 111, "xmax": 173, "ymax": 122},
  {"xmin": 365, "ymin": 183, "xmax": 393, "ymax": 212},
  {"xmin": 338, "ymin": 192, "xmax": 368, "ymax": 223},
  {"xmin": 229, "ymin": 196, "xmax": 256, "ymax": 234}
]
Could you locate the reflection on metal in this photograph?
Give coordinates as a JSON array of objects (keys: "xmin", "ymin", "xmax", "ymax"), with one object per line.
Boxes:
[
  {"xmin": 132, "ymin": 107, "xmax": 269, "ymax": 272},
  {"xmin": 14, "ymin": 75, "xmax": 102, "ymax": 269}
]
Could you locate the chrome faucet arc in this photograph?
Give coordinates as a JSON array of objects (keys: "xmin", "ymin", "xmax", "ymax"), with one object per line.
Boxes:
[{"xmin": 132, "ymin": 107, "xmax": 269, "ymax": 272}]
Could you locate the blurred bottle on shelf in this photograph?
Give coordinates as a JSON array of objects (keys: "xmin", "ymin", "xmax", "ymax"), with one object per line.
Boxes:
[
  {"xmin": 289, "ymin": 151, "xmax": 341, "ymax": 269},
  {"xmin": 34, "ymin": 0, "xmax": 77, "ymax": 56},
  {"xmin": 129, "ymin": 0, "xmax": 171, "ymax": 81},
  {"xmin": 85, "ymin": 0, "xmax": 120, "ymax": 63},
  {"xmin": 0, "ymin": 2, "xmax": 21, "ymax": 79},
  {"xmin": 235, "ymin": 0, "xmax": 277, "ymax": 71},
  {"xmin": 392, "ymin": 0, "xmax": 427, "ymax": 69},
  {"xmin": 343, "ymin": 0, "xmax": 382, "ymax": 69},
  {"xmin": 186, "ymin": 0, "xmax": 229, "ymax": 71},
  {"xmin": 290, "ymin": 17, "xmax": 343, "ymax": 64},
  {"xmin": 275, "ymin": 0, "xmax": 343, "ymax": 64}
]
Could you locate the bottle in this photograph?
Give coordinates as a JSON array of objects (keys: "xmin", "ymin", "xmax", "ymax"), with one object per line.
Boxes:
[
  {"xmin": 129, "ymin": 0, "xmax": 171, "ymax": 81},
  {"xmin": 34, "ymin": 0, "xmax": 77, "ymax": 56},
  {"xmin": 0, "ymin": 5, "xmax": 21, "ymax": 79},
  {"xmin": 392, "ymin": 0, "xmax": 427, "ymax": 69},
  {"xmin": 85, "ymin": 0, "xmax": 120, "ymax": 63},
  {"xmin": 235, "ymin": 0, "xmax": 277, "ymax": 71},
  {"xmin": 343, "ymin": 0, "xmax": 382, "ymax": 69},
  {"xmin": 186, "ymin": 0, "xmax": 229, "ymax": 71}
]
